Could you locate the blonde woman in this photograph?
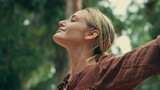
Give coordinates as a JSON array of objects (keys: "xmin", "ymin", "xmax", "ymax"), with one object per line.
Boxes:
[{"xmin": 53, "ymin": 8, "xmax": 160, "ymax": 90}]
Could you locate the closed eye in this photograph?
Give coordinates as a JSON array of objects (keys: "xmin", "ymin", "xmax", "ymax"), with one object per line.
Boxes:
[
  {"xmin": 71, "ymin": 19, "xmax": 76, "ymax": 22},
  {"xmin": 69, "ymin": 15, "xmax": 78, "ymax": 22}
]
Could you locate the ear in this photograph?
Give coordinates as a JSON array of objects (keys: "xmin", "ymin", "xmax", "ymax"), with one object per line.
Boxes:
[{"xmin": 85, "ymin": 30, "xmax": 99, "ymax": 40}]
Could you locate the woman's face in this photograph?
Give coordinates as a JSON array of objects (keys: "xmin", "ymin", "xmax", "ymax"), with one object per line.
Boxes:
[{"xmin": 53, "ymin": 10, "xmax": 89, "ymax": 48}]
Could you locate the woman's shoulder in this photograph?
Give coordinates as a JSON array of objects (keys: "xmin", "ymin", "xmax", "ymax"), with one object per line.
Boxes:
[{"xmin": 98, "ymin": 53, "xmax": 116, "ymax": 62}]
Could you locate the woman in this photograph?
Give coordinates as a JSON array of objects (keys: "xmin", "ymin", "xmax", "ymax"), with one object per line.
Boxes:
[{"xmin": 53, "ymin": 8, "xmax": 160, "ymax": 90}]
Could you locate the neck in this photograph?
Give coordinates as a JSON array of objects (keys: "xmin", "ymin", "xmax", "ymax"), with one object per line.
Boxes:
[{"xmin": 66, "ymin": 44, "xmax": 96, "ymax": 76}]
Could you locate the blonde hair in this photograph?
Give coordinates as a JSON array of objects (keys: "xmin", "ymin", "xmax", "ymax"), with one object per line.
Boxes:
[{"xmin": 85, "ymin": 8, "xmax": 115, "ymax": 62}]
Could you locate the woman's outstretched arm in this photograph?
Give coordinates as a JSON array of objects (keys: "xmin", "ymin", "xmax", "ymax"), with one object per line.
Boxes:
[{"xmin": 95, "ymin": 35, "xmax": 160, "ymax": 89}]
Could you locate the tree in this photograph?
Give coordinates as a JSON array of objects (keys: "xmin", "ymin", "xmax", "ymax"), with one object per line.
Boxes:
[
  {"xmin": 0, "ymin": 0, "xmax": 65, "ymax": 90},
  {"xmin": 65, "ymin": 0, "xmax": 82, "ymax": 18},
  {"xmin": 125, "ymin": 0, "xmax": 160, "ymax": 89}
]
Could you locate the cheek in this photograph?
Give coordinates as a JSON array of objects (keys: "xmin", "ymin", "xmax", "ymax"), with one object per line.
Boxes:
[
  {"xmin": 53, "ymin": 31, "xmax": 85, "ymax": 47},
  {"xmin": 53, "ymin": 24, "xmax": 87, "ymax": 47},
  {"xmin": 66, "ymin": 26, "xmax": 86, "ymax": 41}
]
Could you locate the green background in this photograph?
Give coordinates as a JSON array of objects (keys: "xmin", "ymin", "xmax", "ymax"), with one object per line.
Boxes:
[{"xmin": 0, "ymin": 0, "xmax": 160, "ymax": 90}]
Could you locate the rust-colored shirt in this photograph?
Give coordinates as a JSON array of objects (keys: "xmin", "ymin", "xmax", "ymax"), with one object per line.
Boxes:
[{"xmin": 57, "ymin": 35, "xmax": 160, "ymax": 90}]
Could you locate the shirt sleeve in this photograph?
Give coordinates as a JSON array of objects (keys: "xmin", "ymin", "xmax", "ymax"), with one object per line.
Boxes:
[{"xmin": 95, "ymin": 35, "xmax": 160, "ymax": 89}]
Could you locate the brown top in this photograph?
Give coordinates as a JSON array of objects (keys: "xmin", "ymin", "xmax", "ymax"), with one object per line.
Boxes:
[{"xmin": 57, "ymin": 35, "xmax": 160, "ymax": 90}]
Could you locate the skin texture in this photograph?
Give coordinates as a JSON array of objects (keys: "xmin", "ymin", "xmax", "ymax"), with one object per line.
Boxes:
[{"xmin": 53, "ymin": 10, "xmax": 99, "ymax": 79}]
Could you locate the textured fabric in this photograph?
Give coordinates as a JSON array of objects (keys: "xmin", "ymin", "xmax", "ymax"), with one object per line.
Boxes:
[{"xmin": 57, "ymin": 35, "xmax": 160, "ymax": 90}]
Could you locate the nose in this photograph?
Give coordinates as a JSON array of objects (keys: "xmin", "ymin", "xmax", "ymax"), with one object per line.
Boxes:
[{"xmin": 59, "ymin": 20, "xmax": 66, "ymax": 27}]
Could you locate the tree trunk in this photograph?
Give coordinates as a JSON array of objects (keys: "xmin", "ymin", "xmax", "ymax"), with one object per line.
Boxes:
[
  {"xmin": 145, "ymin": 0, "xmax": 160, "ymax": 39},
  {"xmin": 65, "ymin": 0, "xmax": 82, "ymax": 18}
]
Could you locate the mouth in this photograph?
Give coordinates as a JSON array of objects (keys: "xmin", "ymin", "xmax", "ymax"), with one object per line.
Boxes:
[{"xmin": 56, "ymin": 28, "xmax": 65, "ymax": 33}]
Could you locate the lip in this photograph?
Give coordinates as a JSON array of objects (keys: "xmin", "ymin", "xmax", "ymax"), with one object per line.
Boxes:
[{"xmin": 56, "ymin": 28, "xmax": 65, "ymax": 33}]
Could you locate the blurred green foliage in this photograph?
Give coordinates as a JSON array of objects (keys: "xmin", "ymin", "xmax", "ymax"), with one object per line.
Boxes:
[
  {"xmin": 0, "ymin": 0, "xmax": 66, "ymax": 90},
  {"xmin": 0, "ymin": 0, "xmax": 159, "ymax": 90},
  {"xmin": 126, "ymin": 0, "xmax": 160, "ymax": 89}
]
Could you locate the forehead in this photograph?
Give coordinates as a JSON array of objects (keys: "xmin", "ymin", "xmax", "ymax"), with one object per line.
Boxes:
[{"xmin": 73, "ymin": 10, "xmax": 88, "ymax": 19}]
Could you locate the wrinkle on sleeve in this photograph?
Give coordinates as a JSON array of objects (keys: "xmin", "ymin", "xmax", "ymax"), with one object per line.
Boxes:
[{"xmin": 95, "ymin": 35, "xmax": 160, "ymax": 89}]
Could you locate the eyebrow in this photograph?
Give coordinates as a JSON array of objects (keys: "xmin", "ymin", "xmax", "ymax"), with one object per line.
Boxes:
[{"xmin": 70, "ymin": 15, "xmax": 78, "ymax": 20}]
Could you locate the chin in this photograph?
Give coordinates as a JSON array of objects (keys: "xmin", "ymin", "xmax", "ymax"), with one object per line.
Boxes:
[
  {"xmin": 53, "ymin": 34, "xmax": 67, "ymax": 47},
  {"xmin": 53, "ymin": 33, "xmax": 82, "ymax": 49},
  {"xmin": 53, "ymin": 34, "xmax": 61, "ymax": 44}
]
